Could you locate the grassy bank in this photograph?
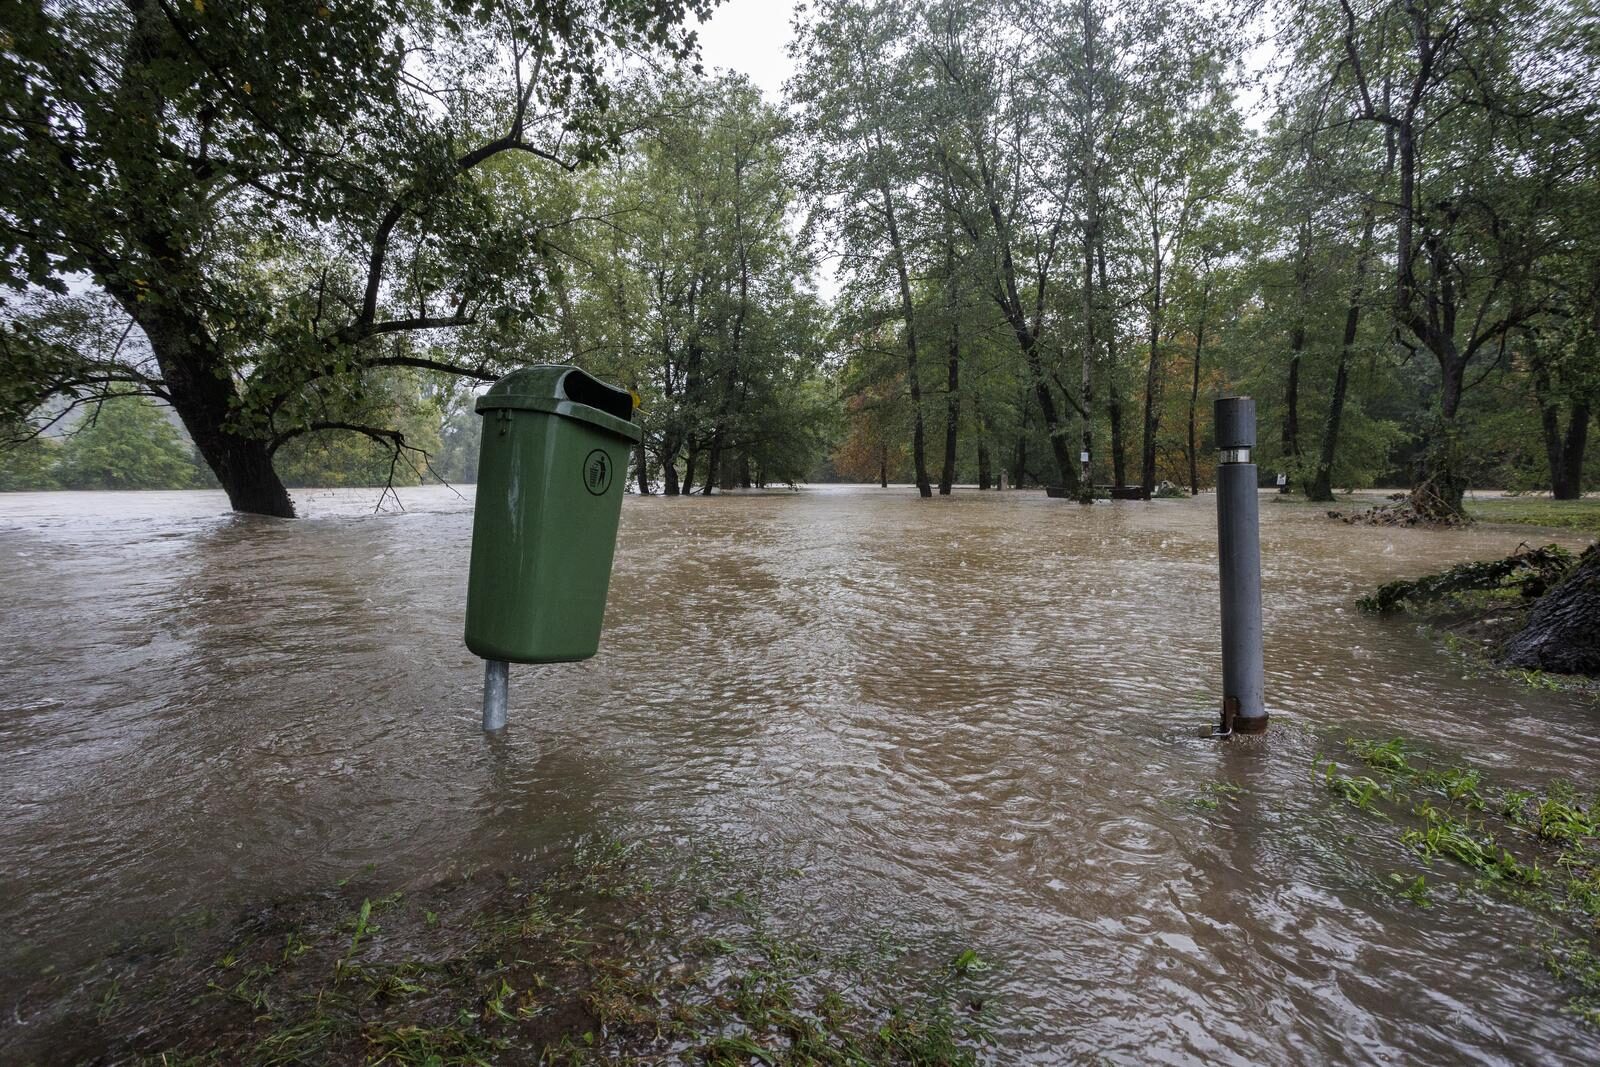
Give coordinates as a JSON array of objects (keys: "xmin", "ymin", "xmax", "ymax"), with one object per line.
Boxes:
[
  {"xmin": 2, "ymin": 841, "xmax": 994, "ymax": 1065},
  {"xmin": 1465, "ymin": 497, "xmax": 1600, "ymax": 536}
]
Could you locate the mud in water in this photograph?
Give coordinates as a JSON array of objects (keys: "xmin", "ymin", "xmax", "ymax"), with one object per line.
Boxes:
[{"xmin": 1, "ymin": 485, "xmax": 1597, "ymax": 1064}]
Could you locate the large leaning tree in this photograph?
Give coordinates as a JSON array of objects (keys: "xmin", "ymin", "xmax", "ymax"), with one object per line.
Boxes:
[{"xmin": 0, "ymin": 0, "xmax": 710, "ymax": 516}]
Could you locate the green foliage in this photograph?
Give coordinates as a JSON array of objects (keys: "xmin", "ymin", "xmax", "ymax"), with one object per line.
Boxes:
[
  {"xmin": 530, "ymin": 73, "xmax": 833, "ymax": 492},
  {"xmin": 0, "ymin": 0, "xmax": 712, "ymax": 511},
  {"xmin": 271, "ymin": 371, "xmax": 444, "ymax": 488},
  {"xmin": 0, "ymin": 426, "xmax": 61, "ymax": 490},
  {"xmin": 53, "ymin": 395, "xmax": 203, "ymax": 491},
  {"xmin": 1388, "ymin": 873, "xmax": 1433, "ymax": 908}
]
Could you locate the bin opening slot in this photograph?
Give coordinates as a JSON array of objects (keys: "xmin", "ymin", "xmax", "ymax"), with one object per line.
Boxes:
[{"xmin": 561, "ymin": 369, "xmax": 634, "ymax": 422}]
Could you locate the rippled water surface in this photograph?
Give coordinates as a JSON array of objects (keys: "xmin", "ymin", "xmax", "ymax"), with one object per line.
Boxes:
[{"xmin": 2, "ymin": 486, "xmax": 1597, "ymax": 1063}]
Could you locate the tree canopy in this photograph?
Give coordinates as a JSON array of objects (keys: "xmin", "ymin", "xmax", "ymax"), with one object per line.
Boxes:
[
  {"xmin": 1, "ymin": 0, "xmax": 711, "ymax": 514},
  {"xmin": 2, "ymin": 0, "xmax": 1597, "ymax": 514}
]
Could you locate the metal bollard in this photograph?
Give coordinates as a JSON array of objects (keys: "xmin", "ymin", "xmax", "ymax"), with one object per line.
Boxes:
[
  {"xmin": 1214, "ymin": 397, "xmax": 1267, "ymax": 735},
  {"xmin": 483, "ymin": 659, "xmax": 509, "ymax": 732}
]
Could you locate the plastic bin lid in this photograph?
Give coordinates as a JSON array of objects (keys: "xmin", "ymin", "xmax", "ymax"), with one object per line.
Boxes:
[{"xmin": 476, "ymin": 365, "xmax": 641, "ymax": 442}]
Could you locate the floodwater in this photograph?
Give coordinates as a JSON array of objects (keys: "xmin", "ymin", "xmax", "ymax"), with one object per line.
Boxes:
[{"xmin": 1, "ymin": 485, "xmax": 1597, "ymax": 1064}]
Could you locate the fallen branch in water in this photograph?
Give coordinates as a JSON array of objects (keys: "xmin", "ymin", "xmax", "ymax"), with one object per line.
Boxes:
[
  {"xmin": 1359, "ymin": 542, "xmax": 1600, "ymax": 680},
  {"xmin": 1330, "ymin": 490, "xmax": 1471, "ymax": 528},
  {"xmin": 1359, "ymin": 543, "xmax": 1575, "ymax": 615}
]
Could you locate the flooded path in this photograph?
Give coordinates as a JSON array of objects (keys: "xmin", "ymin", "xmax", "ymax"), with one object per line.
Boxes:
[{"xmin": 1, "ymin": 486, "xmax": 1596, "ymax": 1063}]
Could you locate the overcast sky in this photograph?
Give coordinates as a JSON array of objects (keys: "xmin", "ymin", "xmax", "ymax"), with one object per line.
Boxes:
[
  {"xmin": 693, "ymin": 1, "xmax": 1274, "ymax": 120},
  {"xmin": 694, "ymin": 0, "xmax": 801, "ymax": 101}
]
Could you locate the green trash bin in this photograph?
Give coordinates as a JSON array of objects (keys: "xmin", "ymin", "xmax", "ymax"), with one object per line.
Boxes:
[{"xmin": 465, "ymin": 365, "xmax": 640, "ymax": 665}]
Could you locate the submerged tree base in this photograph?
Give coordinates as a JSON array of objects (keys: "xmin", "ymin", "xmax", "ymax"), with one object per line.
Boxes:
[
  {"xmin": 2, "ymin": 842, "xmax": 993, "ymax": 1065},
  {"xmin": 1359, "ymin": 543, "xmax": 1600, "ymax": 681},
  {"xmin": 1503, "ymin": 546, "xmax": 1600, "ymax": 676}
]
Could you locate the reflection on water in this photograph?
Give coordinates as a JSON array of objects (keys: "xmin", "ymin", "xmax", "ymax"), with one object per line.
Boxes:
[{"xmin": 1, "ymin": 486, "xmax": 1596, "ymax": 1063}]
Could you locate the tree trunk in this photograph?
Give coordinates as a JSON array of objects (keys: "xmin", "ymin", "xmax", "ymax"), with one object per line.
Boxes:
[
  {"xmin": 1281, "ymin": 345, "xmax": 1301, "ymax": 493},
  {"xmin": 1013, "ymin": 391, "xmax": 1030, "ymax": 488},
  {"xmin": 1308, "ymin": 236, "xmax": 1375, "ymax": 501},
  {"xmin": 1307, "ymin": 342, "xmax": 1350, "ymax": 503},
  {"xmin": 1279, "ymin": 221, "xmax": 1311, "ymax": 494},
  {"xmin": 940, "ymin": 340, "xmax": 959, "ymax": 495},
  {"xmin": 1411, "ymin": 353, "xmax": 1469, "ymax": 519},
  {"xmin": 940, "ymin": 232, "xmax": 959, "ymax": 496},
  {"xmin": 682, "ymin": 446, "xmax": 698, "ymax": 496},
  {"xmin": 1079, "ymin": 235, "xmax": 1096, "ymax": 503},
  {"xmin": 1109, "ymin": 394, "xmax": 1126, "ymax": 488},
  {"xmin": 1186, "ymin": 277, "xmax": 1210, "ymax": 496},
  {"xmin": 209, "ymin": 433, "xmax": 296, "ymax": 517},
  {"xmin": 1097, "ymin": 240, "xmax": 1126, "ymax": 488},
  {"xmin": 1561, "ymin": 406, "xmax": 1589, "ymax": 500},
  {"xmin": 879, "ymin": 444, "xmax": 888, "ymax": 488},
  {"xmin": 702, "ymin": 429, "xmax": 721, "ymax": 495},
  {"xmin": 663, "ymin": 452, "xmax": 681, "ymax": 496},
  {"xmin": 141, "ymin": 314, "xmax": 296, "ymax": 518},
  {"xmin": 1031, "ymin": 365, "xmax": 1076, "ymax": 493},
  {"xmin": 1502, "ymin": 547, "xmax": 1600, "ymax": 676},
  {"xmin": 977, "ymin": 437, "xmax": 991, "ymax": 490},
  {"xmin": 739, "ymin": 452, "xmax": 752, "ymax": 489},
  {"xmin": 1077, "ymin": 13, "xmax": 1102, "ymax": 505},
  {"xmin": 635, "ymin": 440, "xmax": 653, "ymax": 495},
  {"xmin": 1139, "ymin": 217, "xmax": 1162, "ymax": 499},
  {"xmin": 878, "ymin": 173, "xmax": 931, "ymax": 498},
  {"xmin": 1139, "ymin": 351, "xmax": 1160, "ymax": 497},
  {"xmin": 1536, "ymin": 363, "xmax": 1591, "ymax": 501}
]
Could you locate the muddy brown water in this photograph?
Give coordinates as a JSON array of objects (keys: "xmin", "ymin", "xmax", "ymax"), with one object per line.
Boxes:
[{"xmin": 1, "ymin": 485, "xmax": 1596, "ymax": 1064}]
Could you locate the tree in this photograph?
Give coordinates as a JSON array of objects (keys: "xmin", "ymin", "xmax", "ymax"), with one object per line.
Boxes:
[
  {"xmin": 0, "ymin": 424, "xmax": 60, "ymax": 491},
  {"xmin": 542, "ymin": 73, "xmax": 830, "ymax": 494},
  {"xmin": 918, "ymin": 0, "xmax": 1083, "ymax": 496},
  {"xmin": 54, "ymin": 394, "xmax": 201, "ymax": 490},
  {"xmin": 1, "ymin": 0, "xmax": 710, "ymax": 516},
  {"xmin": 1325, "ymin": 0, "xmax": 1595, "ymax": 517},
  {"xmin": 1122, "ymin": 6, "xmax": 1240, "ymax": 499},
  {"xmin": 792, "ymin": 0, "xmax": 935, "ymax": 497}
]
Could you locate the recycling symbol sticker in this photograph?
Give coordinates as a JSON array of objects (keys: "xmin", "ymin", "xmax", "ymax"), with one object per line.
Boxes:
[{"xmin": 583, "ymin": 449, "xmax": 612, "ymax": 496}]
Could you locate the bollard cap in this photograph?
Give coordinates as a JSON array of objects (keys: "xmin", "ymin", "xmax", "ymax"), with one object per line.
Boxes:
[{"xmin": 1213, "ymin": 396, "xmax": 1256, "ymax": 449}]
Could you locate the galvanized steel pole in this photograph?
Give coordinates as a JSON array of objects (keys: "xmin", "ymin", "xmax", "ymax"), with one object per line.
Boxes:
[
  {"xmin": 483, "ymin": 659, "xmax": 509, "ymax": 732},
  {"xmin": 1214, "ymin": 397, "xmax": 1267, "ymax": 735}
]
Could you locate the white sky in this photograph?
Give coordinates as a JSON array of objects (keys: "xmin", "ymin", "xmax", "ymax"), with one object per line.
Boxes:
[{"xmin": 694, "ymin": 0, "xmax": 802, "ymax": 101}]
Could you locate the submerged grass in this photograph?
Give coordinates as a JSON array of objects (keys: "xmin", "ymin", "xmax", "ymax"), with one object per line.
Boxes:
[
  {"xmin": 1318, "ymin": 735, "xmax": 1600, "ymax": 1024},
  {"xmin": 5, "ymin": 842, "xmax": 994, "ymax": 1065}
]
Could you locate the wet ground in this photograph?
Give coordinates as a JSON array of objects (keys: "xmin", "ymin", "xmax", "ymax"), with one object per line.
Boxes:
[{"xmin": 1, "ymin": 485, "xmax": 1596, "ymax": 1064}]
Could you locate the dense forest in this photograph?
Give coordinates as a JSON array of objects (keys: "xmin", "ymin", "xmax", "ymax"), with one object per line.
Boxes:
[{"xmin": 1, "ymin": 0, "xmax": 1596, "ymax": 516}]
